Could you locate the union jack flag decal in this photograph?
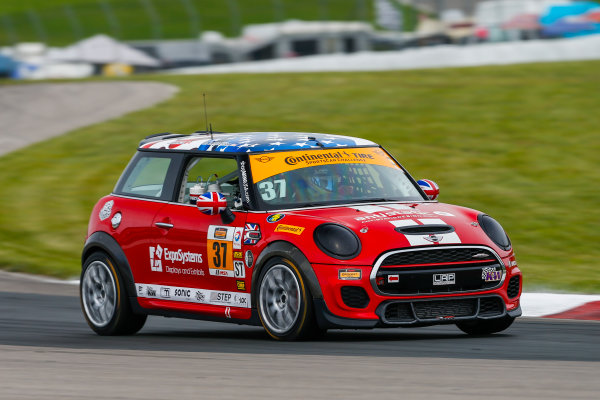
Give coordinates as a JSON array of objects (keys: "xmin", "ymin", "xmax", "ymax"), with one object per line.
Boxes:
[
  {"xmin": 196, "ymin": 192, "xmax": 227, "ymax": 215},
  {"xmin": 243, "ymin": 223, "xmax": 261, "ymax": 245}
]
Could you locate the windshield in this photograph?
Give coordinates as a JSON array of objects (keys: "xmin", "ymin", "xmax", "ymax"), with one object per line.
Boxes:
[{"xmin": 249, "ymin": 147, "xmax": 424, "ymax": 209}]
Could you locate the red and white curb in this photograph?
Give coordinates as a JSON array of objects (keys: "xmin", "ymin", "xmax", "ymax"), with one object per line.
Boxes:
[
  {"xmin": 2, "ymin": 271, "xmax": 599, "ymax": 321},
  {"xmin": 521, "ymin": 293, "xmax": 600, "ymax": 321}
]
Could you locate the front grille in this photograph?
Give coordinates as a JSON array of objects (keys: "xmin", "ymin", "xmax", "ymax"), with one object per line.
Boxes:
[
  {"xmin": 381, "ymin": 248, "xmax": 496, "ymax": 267},
  {"xmin": 413, "ymin": 298, "xmax": 477, "ymax": 319},
  {"xmin": 341, "ymin": 286, "xmax": 370, "ymax": 308},
  {"xmin": 507, "ymin": 276, "xmax": 520, "ymax": 298},
  {"xmin": 479, "ymin": 297, "xmax": 504, "ymax": 317},
  {"xmin": 379, "ymin": 296, "xmax": 505, "ymax": 324},
  {"xmin": 375, "ymin": 246, "xmax": 505, "ymax": 296}
]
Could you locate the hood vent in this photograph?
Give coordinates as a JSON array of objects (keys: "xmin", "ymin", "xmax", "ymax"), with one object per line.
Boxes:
[{"xmin": 394, "ymin": 224, "xmax": 455, "ymax": 235}]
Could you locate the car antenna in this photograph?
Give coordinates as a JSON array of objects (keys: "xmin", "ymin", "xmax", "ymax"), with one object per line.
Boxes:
[
  {"xmin": 210, "ymin": 123, "xmax": 214, "ymax": 140},
  {"xmin": 203, "ymin": 93, "xmax": 210, "ymax": 135},
  {"xmin": 308, "ymin": 136, "xmax": 325, "ymax": 148}
]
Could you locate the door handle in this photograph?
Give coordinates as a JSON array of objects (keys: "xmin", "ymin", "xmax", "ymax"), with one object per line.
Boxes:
[{"xmin": 155, "ymin": 222, "xmax": 174, "ymax": 229}]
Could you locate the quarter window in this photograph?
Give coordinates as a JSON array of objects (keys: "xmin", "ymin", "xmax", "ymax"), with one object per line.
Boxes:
[{"xmin": 115, "ymin": 153, "xmax": 180, "ymax": 200}]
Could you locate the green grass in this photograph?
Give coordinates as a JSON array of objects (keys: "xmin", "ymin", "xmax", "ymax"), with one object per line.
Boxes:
[
  {"xmin": 0, "ymin": 61, "xmax": 599, "ymax": 293},
  {"xmin": 0, "ymin": 0, "xmax": 419, "ymax": 46}
]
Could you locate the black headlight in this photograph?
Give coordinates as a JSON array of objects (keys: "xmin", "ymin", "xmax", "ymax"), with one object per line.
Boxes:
[
  {"xmin": 478, "ymin": 214, "xmax": 511, "ymax": 251},
  {"xmin": 313, "ymin": 223, "xmax": 361, "ymax": 260}
]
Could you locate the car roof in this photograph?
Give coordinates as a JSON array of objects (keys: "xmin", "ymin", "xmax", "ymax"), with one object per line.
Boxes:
[{"xmin": 139, "ymin": 131, "xmax": 378, "ymax": 154}]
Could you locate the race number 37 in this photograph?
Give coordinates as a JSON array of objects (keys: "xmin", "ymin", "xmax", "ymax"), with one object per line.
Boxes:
[
  {"xmin": 207, "ymin": 239, "xmax": 233, "ymax": 276},
  {"xmin": 207, "ymin": 226, "xmax": 235, "ymax": 277}
]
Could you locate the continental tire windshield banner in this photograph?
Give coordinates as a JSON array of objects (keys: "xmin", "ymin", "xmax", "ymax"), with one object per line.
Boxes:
[{"xmin": 249, "ymin": 147, "xmax": 400, "ymax": 182}]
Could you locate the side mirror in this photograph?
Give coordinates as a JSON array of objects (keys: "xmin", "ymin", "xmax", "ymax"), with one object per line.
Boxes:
[
  {"xmin": 196, "ymin": 191, "xmax": 236, "ymax": 224},
  {"xmin": 417, "ymin": 179, "xmax": 440, "ymax": 200}
]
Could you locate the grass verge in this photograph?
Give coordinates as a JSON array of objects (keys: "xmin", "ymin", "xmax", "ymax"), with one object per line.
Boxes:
[{"xmin": 0, "ymin": 61, "xmax": 599, "ymax": 292}]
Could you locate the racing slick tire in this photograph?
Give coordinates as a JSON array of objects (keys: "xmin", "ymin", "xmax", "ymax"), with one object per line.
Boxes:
[
  {"xmin": 456, "ymin": 315, "xmax": 515, "ymax": 335},
  {"xmin": 257, "ymin": 256, "xmax": 324, "ymax": 341},
  {"xmin": 80, "ymin": 251, "xmax": 147, "ymax": 335}
]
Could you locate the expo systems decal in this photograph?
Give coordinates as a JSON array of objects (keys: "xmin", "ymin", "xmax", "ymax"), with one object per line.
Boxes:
[{"xmin": 149, "ymin": 245, "xmax": 204, "ymax": 275}]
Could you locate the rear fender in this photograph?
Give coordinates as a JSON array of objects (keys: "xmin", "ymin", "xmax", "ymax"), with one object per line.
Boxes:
[{"xmin": 82, "ymin": 231, "xmax": 137, "ymax": 300}]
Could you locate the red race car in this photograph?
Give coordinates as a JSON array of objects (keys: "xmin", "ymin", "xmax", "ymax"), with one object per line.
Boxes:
[{"xmin": 81, "ymin": 131, "xmax": 522, "ymax": 340}]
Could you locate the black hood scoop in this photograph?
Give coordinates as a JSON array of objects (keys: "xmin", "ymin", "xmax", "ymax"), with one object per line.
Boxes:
[{"xmin": 394, "ymin": 224, "xmax": 455, "ymax": 235}]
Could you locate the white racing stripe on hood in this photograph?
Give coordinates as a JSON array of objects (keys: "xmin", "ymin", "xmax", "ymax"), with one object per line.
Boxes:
[
  {"xmin": 351, "ymin": 205, "xmax": 392, "ymax": 213},
  {"xmin": 389, "ymin": 218, "xmax": 461, "ymax": 246}
]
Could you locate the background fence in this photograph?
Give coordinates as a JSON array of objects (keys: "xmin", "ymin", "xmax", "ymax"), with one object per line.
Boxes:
[
  {"xmin": 0, "ymin": 0, "xmax": 415, "ymax": 46},
  {"xmin": 0, "ymin": 1, "xmax": 496, "ymax": 46}
]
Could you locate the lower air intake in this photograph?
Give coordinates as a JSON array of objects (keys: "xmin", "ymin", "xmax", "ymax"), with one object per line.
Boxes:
[
  {"xmin": 413, "ymin": 298, "xmax": 477, "ymax": 320},
  {"xmin": 507, "ymin": 276, "xmax": 520, "ymax": 299},
  {"xmin": 384, "ymin": 303, "xmax": 414, "ymax": 322},
  {"xmin": 479, "ymin": 297, "xmax": 504, "ymax": 317},
  {"xmin": 341, "ymin": 286, "xmax": 370, "ymax": 308}
]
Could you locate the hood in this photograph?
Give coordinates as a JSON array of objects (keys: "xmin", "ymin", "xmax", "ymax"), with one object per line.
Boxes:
[{"xmin": 277, "ymin": 202, "xmax": 506, "ymax": 265}]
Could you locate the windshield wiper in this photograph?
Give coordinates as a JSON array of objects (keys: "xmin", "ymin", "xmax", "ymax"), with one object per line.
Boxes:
[{"xmin": 353, "ymin": 198, "xmax": 397, "ymax": 203}]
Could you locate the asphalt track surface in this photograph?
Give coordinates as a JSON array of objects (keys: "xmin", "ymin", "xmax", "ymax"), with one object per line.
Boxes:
[
  {"xmin": 0, "ymin": 81, "xmax": 178, "ymax": 156},
  {"xmin": 0, "ymin": 275, "xmax": 599, "ymax": 400}
]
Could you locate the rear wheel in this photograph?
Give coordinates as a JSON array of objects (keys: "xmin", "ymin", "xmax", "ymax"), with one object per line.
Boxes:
[
  {"xmin": 257, "ymin": 257, "xmax": 323, "ymax": 340},
  {"xmin": 456, "ymin": 315, "xmax": 515, "ymax": 335},
  {"xmin": 80, "ymin": 251, "xmax": 146, "ymax": 335}
]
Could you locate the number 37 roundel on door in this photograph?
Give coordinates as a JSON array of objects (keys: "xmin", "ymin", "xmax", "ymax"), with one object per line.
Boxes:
[{"xmin": 207, "ymin": 225, "xmax": 242, "ymax": 278}]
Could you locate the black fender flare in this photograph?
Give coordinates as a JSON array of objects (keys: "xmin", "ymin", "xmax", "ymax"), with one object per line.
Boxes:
[
  {"xmin": 81, "ymin": 231, "xmax": 137, "ymax": 299},
  {"xmin": 251, "ymin": 241, "xmax": 323, "ymax": 308}
]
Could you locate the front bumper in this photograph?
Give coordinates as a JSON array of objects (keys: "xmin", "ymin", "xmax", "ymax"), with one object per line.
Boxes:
[
  {"xmin": 311, "ymin": 259, "xmax": 522, "ymax": 329},
  {"xmin": 313, "ymin": 296, "xmax": 522, "ymax": 329}
]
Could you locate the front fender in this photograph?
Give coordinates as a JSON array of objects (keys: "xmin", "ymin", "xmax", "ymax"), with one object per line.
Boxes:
[{"xmin": 251, "ymin": 240, "xmax": 323, "ymax": 308}]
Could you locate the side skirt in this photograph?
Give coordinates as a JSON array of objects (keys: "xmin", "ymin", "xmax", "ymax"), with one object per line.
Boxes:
[{"xmin": 130, "ymin": 299, "xmax": 262, "ymax": 326}]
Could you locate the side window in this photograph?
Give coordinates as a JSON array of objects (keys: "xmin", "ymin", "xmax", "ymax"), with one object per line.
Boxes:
[
  {"xmin": 178, "ymin": 157, "xmax": 241, "ymax": 208},
  {"xmin": 115, "ymin": 153, "xmax": 178, "ymax": 200}
]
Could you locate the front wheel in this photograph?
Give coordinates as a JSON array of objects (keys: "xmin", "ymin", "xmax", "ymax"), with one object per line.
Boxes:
[
  {"xmin": 80, "ymin": 251, "xmax": 147, "ymax": 335},
  {"xmin": 456, "ymin": 315, "xmax": 515, "ymax": 335},
  {"xmin": 257, "ymin": 257, "xmax": 322, "ymax": 341}
]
